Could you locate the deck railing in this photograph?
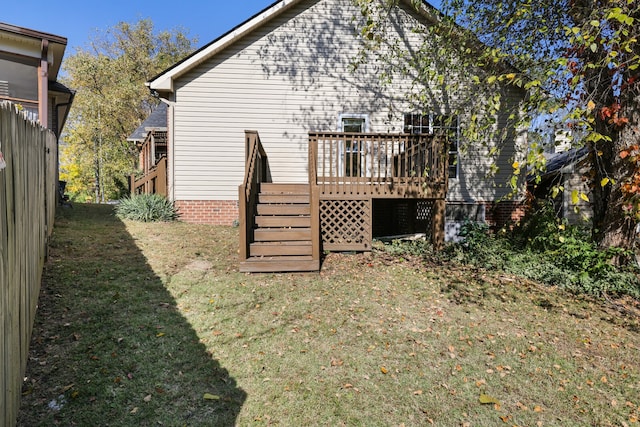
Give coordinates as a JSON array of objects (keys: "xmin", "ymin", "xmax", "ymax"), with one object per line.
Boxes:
[
  {"xmin": 129, "ymin": 156, "xmax": 167, "ymax": 197},
  {"xmin": 309, "ymin": 132, "xmax": 447, "ymax": 198},
  {"xmin": 239, "ymin": 130, "xmax": 269, "ymax": 261},
  {"xmin": 138, "ymin": 130, "xmax": 168, "ymax": 175}
]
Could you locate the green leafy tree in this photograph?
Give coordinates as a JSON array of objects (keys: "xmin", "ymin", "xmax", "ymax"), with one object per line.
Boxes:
[
  {"xmin": 441, "ymin": 0, "xmax": 640, "ymax": 250},
  {"xmin": 60, "ymin": 19, "xmax": 196, "ymax": 201},
  {"xmin": 355, "ymin": 0, "xmax": 640, "ymax": 250}
]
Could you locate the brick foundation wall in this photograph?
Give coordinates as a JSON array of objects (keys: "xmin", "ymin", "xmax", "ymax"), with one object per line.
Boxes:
[
  {"xmin": 484, "ymin": 201, "xmax": 527, "ymax": 228},
  {"xmin": 175, "ymin": 200, "xmax": 239, "ymax": 225}
]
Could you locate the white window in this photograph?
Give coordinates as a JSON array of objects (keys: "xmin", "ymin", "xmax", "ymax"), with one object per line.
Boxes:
[
  {"xmin": 339, "ymin": 114, "xmax": 368, "ymax": 177},
  {"xmin": 404, "ymin": 113, "xmax": 459, "ymax": 179}
]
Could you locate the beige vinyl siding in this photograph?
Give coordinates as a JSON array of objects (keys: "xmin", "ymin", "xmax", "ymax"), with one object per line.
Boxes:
[
  {"xmin": 171, "ymin": 0, "xmax": 526, "ymax": 202},
  {"xmin": 173, "ymin": 0, "xmax": 383, "ymax": 200}
]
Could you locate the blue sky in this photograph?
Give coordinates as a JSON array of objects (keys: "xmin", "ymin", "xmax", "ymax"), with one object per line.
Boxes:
[
  {"xmin": 1, "ymin": 1, "xmax": 276, "ymax": 53},
  {"xmin": 3, "ymin": 1, "xmax": 443, "ymax": 55}
]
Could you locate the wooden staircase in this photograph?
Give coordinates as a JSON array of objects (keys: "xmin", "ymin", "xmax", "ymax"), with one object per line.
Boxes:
[{"xmin": 239, "ymin": 183, "xmax": 319, "ymax": 273}]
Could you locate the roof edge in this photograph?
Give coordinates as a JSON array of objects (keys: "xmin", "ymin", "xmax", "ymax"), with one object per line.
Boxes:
[
  {"xmin": 148, "ymin": 0, "xmax": 302, "ymax": 92},
  {"xmin": 0, "ymin": 22, "xmax": 67, "ymax": 45}
]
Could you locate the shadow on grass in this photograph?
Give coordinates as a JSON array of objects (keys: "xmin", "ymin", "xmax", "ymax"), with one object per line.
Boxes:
[{"xmin": 17, "ymin": 204, "xmax": 246, "ymax": 426}]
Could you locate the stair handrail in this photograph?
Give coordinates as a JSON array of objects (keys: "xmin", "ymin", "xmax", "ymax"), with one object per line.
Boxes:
[{"xmin": 239, "ymin": 130, "xmax": 268, "ymax": 261}]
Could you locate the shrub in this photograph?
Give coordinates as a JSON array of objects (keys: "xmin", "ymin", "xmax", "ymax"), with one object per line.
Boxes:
[
  {"xmin": 442, "ymin": 206, "xmax": 640, "ymax": 299},
  {"xmin": 369, "ymin": 203, "xmax": 640, "ymax": 299},
  {"xmin": 115, "ymin": 194, "xmax": 179, "ymax": 222}
]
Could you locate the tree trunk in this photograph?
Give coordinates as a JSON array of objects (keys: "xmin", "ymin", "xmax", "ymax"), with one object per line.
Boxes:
[{"xmin": 592, "ymin": 106, "xmax": 639, "ymax": 250}]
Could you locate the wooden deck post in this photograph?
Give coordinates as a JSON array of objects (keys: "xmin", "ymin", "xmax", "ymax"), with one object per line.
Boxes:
[
  {"xmin": 309, "ymin": 136, "xmax": 321, "ymax": 265},
  {"xmin": 432, "ymin": 198, "xmax": 445, "ymax": 250},
  {"xmin": 238, "ymin": 184, "xmax": 248, "ymax": 262},
  {"xmin": 156, "ymin": 157, "xmax": 167, "ymax": 197},
  {"xmin": 129, "ymin": 173, "xmax": 135, "ymax": 196}
]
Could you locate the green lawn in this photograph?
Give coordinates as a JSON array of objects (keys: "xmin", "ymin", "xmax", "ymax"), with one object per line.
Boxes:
[{"xmin": 18, "ymin": 203, "xmax": 640, "ymax": 426}]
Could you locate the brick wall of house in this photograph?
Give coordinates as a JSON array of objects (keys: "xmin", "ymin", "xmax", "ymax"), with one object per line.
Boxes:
[
  {"xmin": 175, "ymin": 200, "xmax": 239, "ymax": 225},
  {"xmin": 484, "ymin": 200, "xmax": 527, "ymax": 228}
]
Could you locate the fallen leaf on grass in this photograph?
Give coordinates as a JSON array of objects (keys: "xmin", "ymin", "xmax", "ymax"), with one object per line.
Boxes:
[
  {"xmin": 143, "ymin": 394, "xmax": 152, "ymax": 402},
  {"xmin": 203, "ymin": 393, "xmax": 221, "ymax": 400},
  {"xmin": 479, "ymin": 393, "xmax": 500, "ymax": 405}
]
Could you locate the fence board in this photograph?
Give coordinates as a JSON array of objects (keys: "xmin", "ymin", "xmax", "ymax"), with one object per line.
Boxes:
[{"xmin": 0, "ymin": 102, "xmax": 57, "ymax": 427}]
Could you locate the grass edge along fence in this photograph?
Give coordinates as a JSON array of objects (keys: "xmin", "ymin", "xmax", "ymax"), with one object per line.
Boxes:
[{"xmin": 0, "ymin": 102, "xmax": 57, "ymax": 427}]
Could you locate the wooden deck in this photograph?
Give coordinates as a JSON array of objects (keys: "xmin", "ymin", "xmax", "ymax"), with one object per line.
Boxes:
[
  {"xmin": 129, "ymin": 129, "xmax": 168, "ymax": 196},
  {"xmin": 239, "ymin": 131, "xmax": 448, "ymax": 272},
  {"xmin": 309, "ymin": 132, "xmax": 447, "ymax": 199},
  {"xmin": 129, "ymin": 156, "xmax": 167, "ymax": 197}
]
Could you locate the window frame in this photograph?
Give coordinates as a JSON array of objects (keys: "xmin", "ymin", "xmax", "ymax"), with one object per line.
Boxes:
[
  {"xmin": 338, "ymin": 113, "xmax": 369, "ymax": 177},
  {"xmin": 403, "ymin": 112, "xmax": 459, "ymax": 179}
]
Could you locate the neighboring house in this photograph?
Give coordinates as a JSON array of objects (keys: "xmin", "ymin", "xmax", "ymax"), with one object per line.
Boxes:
[
  {"xmin": 139, "ymin": 0, "xmax": 527, "ymax": 272},
  {"xmin": 529, "ymin": 145, "xmax": 592, "ymax": 225},
  {"xmin": 128, "ymin": 103, "xmax": 168, "ymax": 196},
  {"xmin": 0, "ymin": 22, "xmax": 74, "ymax": 136}
]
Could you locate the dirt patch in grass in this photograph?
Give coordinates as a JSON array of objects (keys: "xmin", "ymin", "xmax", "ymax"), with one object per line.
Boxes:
[{"xmin": 18, "ymin": 203, "xmax": 640, "ymax": 426}]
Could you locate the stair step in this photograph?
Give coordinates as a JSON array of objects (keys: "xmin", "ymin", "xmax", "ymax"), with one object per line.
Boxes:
[
  {"xmin": 254, "ymin": 228, "xmax": 311, "ymax": 241},
  {"xmin": 255, "ymin": 216, "xmax": 310, "ymax": 228},
  {"xmin": 250, "ymin": 241, "xmax": 312, "ymax": 256},
  {"xmin": 258, "ymin": 194, "xmax": 309, "ymax": 204},
  {"xmin": 257, "ymin": 204, "xmax": 311, "ymax": 216},
  {"xmin": 240, "ymin": 256, "xmax": 319, "ymax": 273},
  {"xmin": 241, "ymin": 182, "xmax": 318, "ymax": 273},
  {"xmin": 260, "ymin": 183, "xmax": 310, "ymax": 194}
]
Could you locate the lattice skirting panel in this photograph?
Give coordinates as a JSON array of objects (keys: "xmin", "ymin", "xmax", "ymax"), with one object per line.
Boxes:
[
  {"xmin": 320, "ymin": 199, "xmax": 372, "ymax": 251},
  {"xmin": 416, "ymin": 200, "xmax": 435, "ymax": 237}
]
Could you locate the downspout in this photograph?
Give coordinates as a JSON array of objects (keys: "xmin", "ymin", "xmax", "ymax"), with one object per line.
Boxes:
[{"xmin": 158, "ymin": 96, "xmax": 175, "ymax": 201}]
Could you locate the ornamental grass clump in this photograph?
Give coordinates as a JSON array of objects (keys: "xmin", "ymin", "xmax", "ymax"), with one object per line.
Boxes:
[{"xmin": 115, "ymin": 194, "xmax": 179, "ymax": 222}]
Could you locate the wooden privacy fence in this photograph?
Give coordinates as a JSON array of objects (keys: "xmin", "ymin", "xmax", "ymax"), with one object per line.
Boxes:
[{"xmin": 0, "ymin": 102, "xmax": 58, "ymax": 427}]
